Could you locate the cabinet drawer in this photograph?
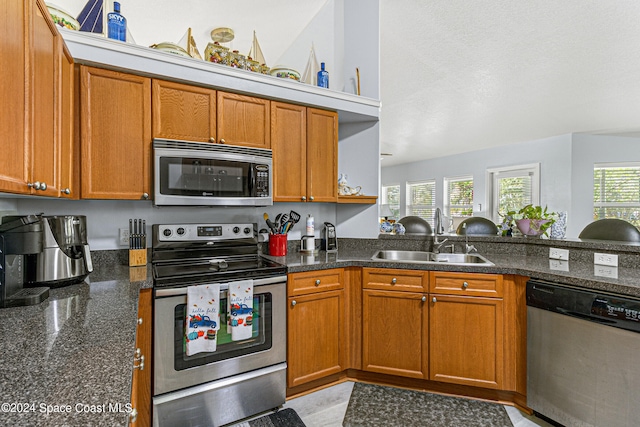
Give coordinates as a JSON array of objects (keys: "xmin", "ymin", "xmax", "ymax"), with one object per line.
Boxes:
[
  {"xmin": 288, "ymin": 269, "xmax": 343, "ymax": 296},
  {"xmin": 363, "ymin": 268, "xmax": 428, "ymax": 292},
  {"xmin": 429, "ymin": 271, "xmax": 503, "ymax": 298}
]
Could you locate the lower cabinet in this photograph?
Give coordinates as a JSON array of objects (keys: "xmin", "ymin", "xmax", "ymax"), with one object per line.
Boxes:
[
  {"xmin": 362, "ymin": 289, "xmax": 428, "ymax": 379},
  {"xmin": 130, "ymin": 288, "xmax": 152, "ymax": 426},
  {"xmin": 287, "ymin": 269, "xmax": 345, "ymax": 388}
]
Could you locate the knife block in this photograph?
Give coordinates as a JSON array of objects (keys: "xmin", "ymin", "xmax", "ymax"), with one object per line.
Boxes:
[{"xmin": 129, "ymin": 249, "xmax": 147, "ymax": 267}]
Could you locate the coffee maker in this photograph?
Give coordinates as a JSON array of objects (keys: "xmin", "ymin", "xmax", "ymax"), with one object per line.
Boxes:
[
  {"xmin": 321, "ymin": 222, "xmax": 338, "ymax": 252},
  {"xmin": 0, "ymin": 215, "xmax": 49, "ymax": 308},
  {"xmin": 27, "ymin": 215, "xmax": 93, "ymax": 286}
]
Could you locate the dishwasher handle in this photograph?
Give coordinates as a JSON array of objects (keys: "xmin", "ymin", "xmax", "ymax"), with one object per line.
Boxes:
[{"xmin": 557, "ymin": 307, "xmax": 618, "ymax": 325}]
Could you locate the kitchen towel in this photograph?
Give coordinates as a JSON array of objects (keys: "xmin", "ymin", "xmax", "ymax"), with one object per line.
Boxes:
[
  {"xmin": 186, "ymin": 284, "xmax": 220, "ymax": 356},
  {"xmin": 229, "ymin": 280, "xmax": 254, "ymax": 341}
]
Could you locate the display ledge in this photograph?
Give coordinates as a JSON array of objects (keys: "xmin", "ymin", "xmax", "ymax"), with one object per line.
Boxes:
[
  {"xmin": 337, "ymin": 195, "xmax": 378, "ymax": 204},
  {"xmin": 61, "ymin": 30, "xmax": 380, "ymax": 123}
]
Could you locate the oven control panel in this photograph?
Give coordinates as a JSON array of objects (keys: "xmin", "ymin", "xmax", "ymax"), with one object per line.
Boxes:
[{"xmin": 155, "ymin": 223, "xmax": 255, "ymax": 242}]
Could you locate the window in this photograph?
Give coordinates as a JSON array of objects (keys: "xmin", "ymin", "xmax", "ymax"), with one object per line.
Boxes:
[
  {"xmin": 594, "ymin": 163, "xmax": 640, "ymax": 227},
  {"xmin": 444, "ymin": 176, "xmax": 473, "ymax": 218},
  {"xmin": 487, "ymin": 163, "xmax": 540, "ymax": 223},
  {"xmin": 406, "ymin": 180, "xmax": 436, "ymax": 223},
  {"xmin": 381, "ymin": 184, "xmax": 400, "ymax": 219}
]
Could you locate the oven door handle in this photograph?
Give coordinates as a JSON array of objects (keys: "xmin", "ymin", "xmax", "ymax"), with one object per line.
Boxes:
[{"xmin": 154, "ymin": 275, "xmax": 287, "ymax": 297}]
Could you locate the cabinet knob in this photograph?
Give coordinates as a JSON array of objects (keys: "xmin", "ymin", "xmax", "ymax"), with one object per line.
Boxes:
[
  {"xmin": 391, "ymin": 278, "xmax": 397, "ymax": 284},
  {"xmin": 219, "ymin": 138, "xmax": 226, "ymax": 144},
  {"xmin": 309, "ymin": 196, "xmax": 315, "ymax": 201},
  {"xmin": 209, "ymin": 137, "xmax": 216, "ymax": 143},
  {"xmin": 142, "ymin": 193, "xmax": 149, "ymax": 200},
  {"xmin": 422, "ymin": 295, "xmax": 427, "ymax": 302},
  {"xmin": 291, "ymin": 300, "xmax": 297, "ymax": 307},
  {"xmin": 133, "ymin": 354, "xmax": 144, "ymax": 370},
  {"xmin": 28, "ymin": 181, "xmax": 42, "ymax": 190},
  {"xmin": 315, "ymin": 279, "xmax": 321, "ymax": 286},
  {"xmin": 137, "ymin": 317, "xmax": 143, "ymax": 325},
  {"xmin": 301, "ymin": 196, "xmax": 307, "ymax": 201},
  {"xmin": 40, "ymin": 182, "xmax": 47, "ymax": 191},
  {"xmin": 462, "ymin": 281, "xmax": 469, "ymax": 289},
  {"xmin": 134, "ymin": 348, "xmax": 141, "ymax": 357},
  {"xmin": 432, "ymin": 297, "xmax": 437, "ymax": 303},
  {"xmin": 61, "ymin": 188, "xmax": 71, "ymax": 195},
  {"xmin": 129, "ymin": 408, "xmax": 138, "ymax": 424}
]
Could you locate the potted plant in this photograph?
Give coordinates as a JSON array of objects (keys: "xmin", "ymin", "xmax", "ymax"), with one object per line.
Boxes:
[{"xmin": 506, "ymin": 205, "xmax": 556, "ymax": 237}]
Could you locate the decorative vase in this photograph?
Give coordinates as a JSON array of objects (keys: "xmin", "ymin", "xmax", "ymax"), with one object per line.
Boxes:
[
  {"xmin": 549, "ymin": 212, "xmax": 567, "ymax": 239},
  {"xmin": 516, "ymin": 219, "xmax": 550, "ymax": 237}
]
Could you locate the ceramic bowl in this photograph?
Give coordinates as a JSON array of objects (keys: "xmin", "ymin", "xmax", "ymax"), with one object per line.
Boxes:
[
  {"xmin": 270, "ymin": 67, "xmax": 301, "ymax": 81},
  {"xmin": 150, "ymin": 42, "xmax": 191, "ymax": 58},
  {"xmin": 46, "ymin": 3, "xmax": 80, "ymax": 30}
]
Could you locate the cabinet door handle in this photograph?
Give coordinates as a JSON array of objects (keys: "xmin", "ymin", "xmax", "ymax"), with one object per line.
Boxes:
[
  {"xmin": 40, "ymin": 182, "xmax": 47, "ymax": 191},
  {"xmin": 142, "ymin": 193, "xmax": 149, "ymax": 200},
  {"xmin": 315, "ymin": 279, "xmax": 321, "ymax": 286},
  {"xmin": 432, "ymin": 297, "xmax": 437, "ymax": 303},
  {"xmin": 209, "ymin": 137, "xmax": 216, "ymax": 143},
  {"xmin": 421, "ymin": 295, "xmax": 427, "ymax": 302},
  {"xmin": 291, "ymin": 300, "xmax": 297, "ymax": 307},
  {"xmin": 28, "ymin": 181, "xmax": 41, "ymax": 190},
  {"xmin": 133, "ymin": 354, "xmax": 144, "ymax": 370},
  {"xmin": 301, "ymin": 196, "xmax": 307, "ymax": 201},
  {"xmin": 137, "ymin": 317, "xmax": 143, "ymax": 325},
  {"xmin": 309, "ymin": 196, "xmax": 314, "ymax": 201},
  {"xmin": 61, "ymin": 188, "xmax": 71, "ymax": 195},
  {"xmin": 391, "ymin": 278, "xmax": 397, "ymax": 284},
  {"xmin": 219, "ymin": 138, "xmax": 226, "ymax": 144},
  {"xmin": 462, "ymin": 281, "xmax": 469, "ymax": 289}
]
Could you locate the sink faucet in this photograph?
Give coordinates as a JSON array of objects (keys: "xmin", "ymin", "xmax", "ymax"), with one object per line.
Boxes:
[
  {"xmin": 462, "ymin": 223, "xmax": 477, "ymax": 253},
  {"xmin": 434, "ymin": 208, "xmax": 445, "ymax": 242}
]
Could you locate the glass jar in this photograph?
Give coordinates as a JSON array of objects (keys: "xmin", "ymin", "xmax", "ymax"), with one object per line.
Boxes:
[
  {"xmin": 204, "ymin": 42, "xmax": 229, "ymax": 65},
  {"xmin": 228, "ymin": 50, "xmax": 247, "ymax": 69}
]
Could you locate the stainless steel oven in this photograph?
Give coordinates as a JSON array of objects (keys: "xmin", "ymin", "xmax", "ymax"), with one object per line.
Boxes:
[
  {"xmin": 153, "ymin": 139, "xmax": 273, "ymax": 207},
  {"xmin": 151, "ymin": 223, "xmax": 287, "ymax": 427}
]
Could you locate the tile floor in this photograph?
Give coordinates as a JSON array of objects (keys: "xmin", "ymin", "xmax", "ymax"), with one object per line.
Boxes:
[{"xmin": 282, "ymin": 381, "xmax": 555, "ymax": 427}]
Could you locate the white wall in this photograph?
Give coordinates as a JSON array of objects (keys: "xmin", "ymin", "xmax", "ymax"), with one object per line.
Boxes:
[{"xmin": 382, "ymin": 132, "xmax": 640, "ymax": 238}]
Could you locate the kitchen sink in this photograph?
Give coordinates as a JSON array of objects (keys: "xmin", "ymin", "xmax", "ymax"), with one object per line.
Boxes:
[{"xmin": 371, "ymin": 250, "xmax": 494, "ymax": 266}]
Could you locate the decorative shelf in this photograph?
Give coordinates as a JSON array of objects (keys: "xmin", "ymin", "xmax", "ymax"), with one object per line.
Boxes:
[{"xmin": 337, "ymin": 195, "xmax": 378, "ymax": 204}]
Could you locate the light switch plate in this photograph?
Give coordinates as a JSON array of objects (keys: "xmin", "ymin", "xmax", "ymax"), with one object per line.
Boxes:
[
  {"xmin": 594, "ymin": 252, "xmax": 618, "ymax": 267},
  {"xmin": 549, "ymin": 247, "xmax": 569, "ymax": 260},
  {"xmin": 549, "ymin": 259, "xmax": 569, "ymax": 271},
  {"xmin": 594, "ymin": 265, "xmax": 618, "ymax": 279}
]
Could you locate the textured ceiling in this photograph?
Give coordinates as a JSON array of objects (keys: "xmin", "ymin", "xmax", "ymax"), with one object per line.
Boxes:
[{"xmin": 380, "ymin": 0, "xmax": 640, "ymax": 166}]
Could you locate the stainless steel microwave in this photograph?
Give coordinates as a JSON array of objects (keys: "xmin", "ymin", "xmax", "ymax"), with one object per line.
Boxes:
[{"xmin": 153, "ymin": 139, "xmax": 272, "ymax": 206}]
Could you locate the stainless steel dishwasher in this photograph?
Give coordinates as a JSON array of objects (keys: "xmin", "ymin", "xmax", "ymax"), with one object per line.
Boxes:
[{"xmin": 527, "ymin": 279, "xmax": 640, "ymax": 427}]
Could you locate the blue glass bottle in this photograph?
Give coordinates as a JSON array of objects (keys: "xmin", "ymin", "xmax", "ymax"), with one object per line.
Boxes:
[
  {"xmin": 317, "ymin": 62, "xmax": 329, "ymax": 88},
  {"xmin": 107, "ymin": 2, "xmax": 126, "ymax": 42}
]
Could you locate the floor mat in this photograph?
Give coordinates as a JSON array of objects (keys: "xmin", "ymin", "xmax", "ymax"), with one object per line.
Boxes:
[
  {"xmin": 342, "ymin": 383, "xmax": 513, "ymax": 427},
  {"xmin": 248, "ymin": 408, "xmax": 306, "ymax": 427}
]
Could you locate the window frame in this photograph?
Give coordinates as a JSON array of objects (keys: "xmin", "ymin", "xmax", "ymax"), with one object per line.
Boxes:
[
  {"xmin": 381, "ymin": 183, "xmax": 401, "ymax": 220},
  {"xmin": 593, "ymin": 162, "xmax": 640, "ymax": 226},
  {"xmin": 486, "ymin": 163, "xmax": 540, "ymax": 223},
  {"xmin": 405, "ymin": 179, "xmax": 436, "ymax": 224},
  {"xmin": 444, "ymin": 175, "xmax": 474, "ymax": 219}
]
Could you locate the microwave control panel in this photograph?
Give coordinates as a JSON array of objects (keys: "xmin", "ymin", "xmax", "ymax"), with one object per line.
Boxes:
[{"xmin": 255, "ymin": 165, "xmax": 270, "ymax": 198}]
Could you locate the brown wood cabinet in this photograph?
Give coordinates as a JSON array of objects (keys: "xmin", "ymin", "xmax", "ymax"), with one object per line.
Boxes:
[
  {"xmin": 58, "ymin": 42, "xmax": 77, "ymax": 198},
  {"xmin": 287, "ymin": 269, "xmax": 346, "ymax": 388},
  {"xmin": 217, "ymin": 91, "xmax": 270, "ymax": 148},
  {"xmin": 362, "ymin": 268, "xmax": 429, "ymax": 379},
  {"xmin": 80, "ymin": 66, "xmax": 152, "ymax": 200},
  {"xmin": 130, "ymin": 288, "xmax": 152, "ymax": 426},
  {"xmin": 152, "ymin": 79, "xmax": 216, "ymax": 142},
  {"xmin": 272, "ymin": 105, "xmax": 338, "ymax": 202},
  {"xmin": 429, "ymin": 271, "xmax": 505, "ymax": 389},
  {"xmin": 0, "ymin": 0, "xmax": 75, "ymax": 197}
]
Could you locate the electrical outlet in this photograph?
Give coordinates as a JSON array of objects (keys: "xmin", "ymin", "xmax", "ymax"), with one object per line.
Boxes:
[
  {"xmin": 594, "ymin": 253, "xmax": 618, "ymax": 267},
  {"xmin": 594, "ymin": 265, "xmax": 618, "ymax": 279},
  {"xmin": 549, "ymin": 247, "xmax": 569, "ymax": 260},
  {"xmin": 119, "ymin": 228, "xmax": 130, "ymax": 246},
  {"xmin": 549, "ymin": 259, "xmax": 569, "ymax": 271}
]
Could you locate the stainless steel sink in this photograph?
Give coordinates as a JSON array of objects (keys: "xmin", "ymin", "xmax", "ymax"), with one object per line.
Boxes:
[{"xmin": 371, "ymin": 250, "xmax": 494, "ymax": 266}]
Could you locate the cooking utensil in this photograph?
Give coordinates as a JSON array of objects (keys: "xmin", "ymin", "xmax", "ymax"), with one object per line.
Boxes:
[
  {"xmin": 278, "ymin": 214, "xmax": 288, "ymax": 233},
  {"xmin": 263, "ymin": 213, "xmax": 277, "ymax": 234}
]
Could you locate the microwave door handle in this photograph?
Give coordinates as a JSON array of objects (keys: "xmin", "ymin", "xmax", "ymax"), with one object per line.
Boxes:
[{"xmin": 248, "ymin": 164, "xmax": 256, "ymax": 195}]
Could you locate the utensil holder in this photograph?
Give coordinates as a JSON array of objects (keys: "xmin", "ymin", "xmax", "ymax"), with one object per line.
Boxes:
[
  {"xmin": 129, "ymin": 249, "xmax": 147, "ymax": 266},
  {"xmin": 268, "ymin": 234, "xmax": 287, "ymax": 256}
]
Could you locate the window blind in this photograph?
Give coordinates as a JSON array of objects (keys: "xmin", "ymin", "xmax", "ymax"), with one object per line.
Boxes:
[
  {"xmin": 445, "ymin": 176, "xmax": 473, "ymax": 217},
  {"xmin": 407, "ymin": 181, "xmax": 435, "ymax": 223},
  {"xmin": 594, "ymin": 164, "xmax": 640, "ymax": 227}
]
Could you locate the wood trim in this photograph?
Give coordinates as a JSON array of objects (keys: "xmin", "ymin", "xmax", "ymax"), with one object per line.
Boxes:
[
  {"xmin": 130, "ymin": 288, "xmax": 152, "ymax": 427},
  {"xmin": 502, "ymin": 275, "xmax": 528, "ymax": 395},
  {"xmin": 337, "ymin": 195, "xmax": 378, "ymax": 204},
  {"xmin": 344, "ymin": 267, "xmax": 362, "ymax": 370}
]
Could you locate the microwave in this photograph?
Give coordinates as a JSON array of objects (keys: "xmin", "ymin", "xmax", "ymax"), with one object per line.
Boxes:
[{"xmin": 153, "ymin": 139, "xmax": 272, "ymax": 206}]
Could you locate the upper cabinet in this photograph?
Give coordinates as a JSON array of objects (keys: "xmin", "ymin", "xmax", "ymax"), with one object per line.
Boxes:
[
  {"xmin": 272, "ymin": 105, "xmax": 338, "ymax": 202},
  {"xmin": 79, "ymin": 66, "xmax": 152, "ymax": 200},
  {"xmin": 0, "ymin": 0, "xmax": 76, "ymax": 198},
  {"xmin": 217, "ymin": 92, "xmax": 271, "ymax": 149},
  {"xmin": 152, "ymin": 79, "xmax": 216, "ymax": 143}
]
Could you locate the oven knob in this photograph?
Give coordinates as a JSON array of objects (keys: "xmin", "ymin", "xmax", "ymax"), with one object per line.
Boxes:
[
  {"xmin": 233, "ymin": 226, "xmax": 240, "ymax": 234},
  {"xmin": 244, "ymin": 227, "xmax": 251, "ymax": 235},
  {"xmin": 177, "ymin": 227, "xmax": 185, "ymax": 236},
  {"xmin": 163, "ymin": 229, "xmax": 172, "ymax": 237}
]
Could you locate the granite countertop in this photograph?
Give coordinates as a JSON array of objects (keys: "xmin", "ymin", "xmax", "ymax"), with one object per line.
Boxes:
[{"xmin": 0, "ymin": 261, "xmax": 151, "ymax": 427}]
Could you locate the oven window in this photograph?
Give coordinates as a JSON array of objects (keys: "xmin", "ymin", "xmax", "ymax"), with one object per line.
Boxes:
[
  {"xmin": 173, "ymin": 292, "xmax": 272, "ymax": 370},
  {"xmin": 160, "ymin": 156, "xmax": 250, "ymax": 197}
]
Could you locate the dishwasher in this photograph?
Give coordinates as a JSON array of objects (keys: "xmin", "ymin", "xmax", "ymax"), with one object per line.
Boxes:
[{"xmin": 526, "ymin": 279, "xmax": 640, "ymax": 427}]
